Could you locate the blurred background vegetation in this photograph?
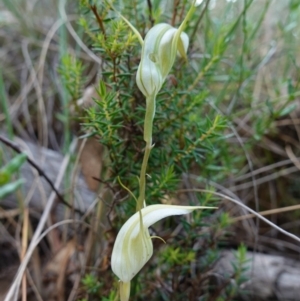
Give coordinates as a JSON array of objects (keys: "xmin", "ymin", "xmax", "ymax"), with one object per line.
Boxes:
[{"xmin": 0, "ymin": 0, "xmax": 300, "ymax": 300}]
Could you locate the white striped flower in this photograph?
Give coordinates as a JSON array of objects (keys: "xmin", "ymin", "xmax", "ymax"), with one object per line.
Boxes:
[
  {"xmin": 111, "ymin": 204, "xmax": 215, "ymax": 301},
  {"xmin": 135, "ymin": 0, "xmax": 201, "ymax": 98},
  {"xmin": 136, "ymin": 24, "xmax": 189, "ymax": 98}
]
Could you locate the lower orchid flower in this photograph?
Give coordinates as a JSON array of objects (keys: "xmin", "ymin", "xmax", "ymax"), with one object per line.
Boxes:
[{"xmin": 111, "ymin": 204, "xmax": 216, "ymax": 301}]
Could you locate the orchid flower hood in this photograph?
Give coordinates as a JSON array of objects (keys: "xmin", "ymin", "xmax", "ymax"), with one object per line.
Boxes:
[
  {"xmin": 111, "ymin": 204, "xmax": 214, "ymax": 283},
  {"xmin": 136, "ymin": 24, "xmax": 189, "ymax": 98}
]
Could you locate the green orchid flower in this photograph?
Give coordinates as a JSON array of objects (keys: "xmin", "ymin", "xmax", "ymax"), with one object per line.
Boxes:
[
  {"xmin": 134, "ymin": 2, "xmax": 198, "ymax": 145},
  {"xmin": 136, "ymin": 23, "xmax": 189, "ymax": 98}
]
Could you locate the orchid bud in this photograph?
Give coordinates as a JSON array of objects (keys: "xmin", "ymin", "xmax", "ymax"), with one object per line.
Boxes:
[
  {"xmin": 136, "ymin": 24, "xmax": 169, "ymax": 98},
  {"xmin": 136, "ymin": 23, "xmax": 190, "ymax": 98},
  {"xmin": 111, "ymin": 204, "xmax": 216, "ymax": 301}
]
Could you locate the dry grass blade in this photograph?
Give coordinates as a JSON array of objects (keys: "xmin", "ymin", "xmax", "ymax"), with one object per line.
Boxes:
[
  {"xmin": 229, "ymin": 166, "xmax": 299, "ymax": 191},
  {"xmin": 58, "ymin": 0, "xmax": 102, "ymax": 65},
  {"xmin": 179, "ymin": 189, "xmax": 300, "ymax": 244},
  {"xmin": 232, "ymin": 204, "xmax": 300, "ymax": 222},
  {"xmin": 0, "ymin": 208, "xmax": 20, "ymax": 219},
  {"xmin": 21, "ymin": 208, "xmax": 29, "ymax": 301},
  {"xmin": 45, "ymin": 240, "xmax": 76, "ymax": 301},
  {"xmin": 21, "ymin": 41, "xmax": 48, "ymax": 147},
  {"xmin": 229, "ymin": 157, "xmax": 299, "ymax": 183},
  {"xmin": 286, "ymin": 144, "xmax": 300, "ymax": 170}
]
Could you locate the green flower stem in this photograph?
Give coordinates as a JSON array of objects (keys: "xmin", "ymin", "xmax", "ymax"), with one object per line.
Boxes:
[
  {"xmin": 120, "ymin": 281, "xmax": 131, "ymax": 301},
  {"xmin": 136, "ymin": 94, "xmax": 156, "ymax": 212},
  {"xmin": 177, "ymin": 4, "xmax": 196, "ymax": 34},
  {"xmin": 136, "ymin": 142, "xmax": 151, "ymax": 211},
  {"xmin": 143, "ymin": 95, "xmax": 156, "ymax": 145}
]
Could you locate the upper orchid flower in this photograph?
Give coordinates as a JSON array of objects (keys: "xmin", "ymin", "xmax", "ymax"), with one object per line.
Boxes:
[
  {"xmin": 135, "ymin": 0, "xmax": 200, "ymax": 98},
  {"xmin": 136, "ymin": 24, "xmax": 189, "ymax": 98},
  {"xmin": 133, "ymin": 1, "xmax": 198, "ymax": 144}
]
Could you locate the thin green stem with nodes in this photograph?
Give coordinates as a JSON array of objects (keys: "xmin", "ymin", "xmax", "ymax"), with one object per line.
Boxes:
[{"xmin": 136, "ymin": 94, "xmax": 155, "ymax": 212}]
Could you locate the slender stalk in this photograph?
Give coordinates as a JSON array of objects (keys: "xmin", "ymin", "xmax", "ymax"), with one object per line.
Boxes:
[
  {"xmin": 136, "ymin": 95, "xmax": 156, "ymax": 211},
  {"xmin": 143, "ymin": 95, "xmax": 156, "ymax": 144},
  {"xmin": 136, "ymin": 142, "xmax": 151, "ymax": 211}
]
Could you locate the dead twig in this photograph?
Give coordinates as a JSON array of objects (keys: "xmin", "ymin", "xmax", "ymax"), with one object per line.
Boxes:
[{"xmin": 90, "ymin": 5, "xmax": 106, "ymax": 38}]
